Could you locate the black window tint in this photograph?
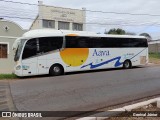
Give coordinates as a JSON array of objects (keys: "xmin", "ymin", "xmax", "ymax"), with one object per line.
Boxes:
[
  {"xmin": 105, "ymin": 38, "xmax": 118, "ymax": 47},
  {"xmin": 129, "ymin": 38, "xmax": 148, "ymax": 47},
  {"xmin": 101, "ymin": 37, "xmax": 148, "ymax": 48},
  {"xmin": 129, "ymin": 38, "xmax": 138, "ymax": 47},
  {"xmin": 118, "ymin": 38, "xmax": 130, "ymax": 47},
  {"xmin": 22, "ymin": 39, "xmax": 37, "ymax": 59},
  {"xmin": 92, "ymin": 37, "xmax": 104, "ymax": 48},
  {"xmin": 66, "ymin": 36, "xmax": 92, "ymax": 48},
  {"xmin": 39, "ymin": 37, "xmax": 63, "ymax": 53},
  {"xmin": 66, "ymin": 37, "xmax": 77, "ymax": 48},
  {"xmin": 142, "ymin": 39, "xmax": 148, "ymax": 47},
  {"xmin": 95, "ymin": 37, "xmax": 119, "ymax": 48},
  {"xmin": 66, "ymin": 36, "xmax": 148, "ymax": 48}
]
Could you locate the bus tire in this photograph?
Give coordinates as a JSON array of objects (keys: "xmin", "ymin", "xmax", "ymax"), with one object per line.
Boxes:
[
  {"xmin": 123, "ymin": 60, "xmax": 132, "ymax": 69},
  {"xmin": 49, "ymin": 64, "xmax": 64, "ymax": 76}
]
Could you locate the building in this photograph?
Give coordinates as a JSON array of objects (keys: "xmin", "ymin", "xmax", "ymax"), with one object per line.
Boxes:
[
  {"xmin": 30, "ymin": 1, "xmax": 86, "ymax": 31},
  {"xmin": 0, "ymin": 19, "xmax": 27, "ymax": 73},
  {"xmin": 148, "ymin": 40, "xmax": 160, "ymax": 53}
]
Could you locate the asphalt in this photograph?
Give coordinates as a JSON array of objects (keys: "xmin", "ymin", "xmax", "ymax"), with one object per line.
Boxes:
[{"xmin": 9, "ymin": 66, "xmax": 160, "ymax": 113}]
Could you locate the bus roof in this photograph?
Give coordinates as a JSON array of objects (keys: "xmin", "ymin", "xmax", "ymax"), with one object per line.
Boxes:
[{"xmin": 22, "ymin": 29, "xmax": 146, "ymax": 39}]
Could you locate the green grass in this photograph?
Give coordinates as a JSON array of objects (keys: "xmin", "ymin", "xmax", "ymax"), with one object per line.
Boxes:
[
  {"xmin": 149, "ymin": 53, "xmax": 160, "ymax": 64},
  {"xmin": 149, "ymin": 53, "xmax": 160, "ymax": 59},
  {"xmin": 0, "ymin": 74, "xmax": 17, "ymax": 80}
]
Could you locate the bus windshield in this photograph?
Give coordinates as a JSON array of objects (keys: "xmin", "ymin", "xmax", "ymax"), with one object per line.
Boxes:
[{"xmin": 14, "ymin": 39, "xmax": 26, "ymax": 61}]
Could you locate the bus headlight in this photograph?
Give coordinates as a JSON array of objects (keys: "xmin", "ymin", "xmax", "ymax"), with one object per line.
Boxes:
[{"xmin": 16, "ymin": 65, "xmax": 21, "ymax": 70}]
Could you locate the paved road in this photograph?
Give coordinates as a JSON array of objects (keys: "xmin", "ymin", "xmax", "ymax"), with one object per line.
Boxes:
[{"xmin": 9, "ymin": 66, "xmax": 160, "ymax": 112}]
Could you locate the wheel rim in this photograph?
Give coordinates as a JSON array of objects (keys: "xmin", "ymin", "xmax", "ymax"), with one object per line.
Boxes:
[
  {"xmin": 53, "ymin": 66, "xmax": 60, "ymax": 73},
  {"xmin": 125, "ymin": 62, "xmax": 130, "ymax": 68}
]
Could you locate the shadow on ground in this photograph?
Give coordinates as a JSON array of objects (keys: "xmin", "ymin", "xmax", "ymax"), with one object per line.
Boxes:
[{"xmin": 17, "ymin": 66, "xmax": 145, "ymax": 80}]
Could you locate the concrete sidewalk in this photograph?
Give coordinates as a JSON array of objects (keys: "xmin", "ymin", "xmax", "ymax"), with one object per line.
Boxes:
[{"xmin": 0, "ymin": 80, "xmax": 17, "ymax": 111}]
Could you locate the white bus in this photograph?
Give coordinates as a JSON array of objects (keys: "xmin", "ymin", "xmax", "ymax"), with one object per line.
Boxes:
[{"xmin": 13, "ymin": 29, "xmax": 148, "ymax": 76}]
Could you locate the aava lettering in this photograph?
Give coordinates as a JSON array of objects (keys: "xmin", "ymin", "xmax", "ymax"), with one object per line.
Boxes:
[{"xmin": 93, "ymin": 49, "xmax": 110, "ymax": 56}]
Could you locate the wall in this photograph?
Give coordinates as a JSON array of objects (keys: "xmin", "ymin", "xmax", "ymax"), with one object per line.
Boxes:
[
  {"xmin": 30, "ymin": 1, "xmax": 86, "ymax": 30},
  {"xmin": 0, "ymin": 20, "xmax": 27, "ymax": 73},
  {"xmin": 149, "ymin": 44, "xmax": 160, "ymax": 53},
  {"xmin": 148, "ymin": 41, "xmax": 160, "ymax": 53}
]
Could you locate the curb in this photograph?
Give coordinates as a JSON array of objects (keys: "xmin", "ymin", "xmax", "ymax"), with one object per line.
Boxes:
[{"xmin": 77, "ymin": 97, "xmax": 160, "ymax": 120}]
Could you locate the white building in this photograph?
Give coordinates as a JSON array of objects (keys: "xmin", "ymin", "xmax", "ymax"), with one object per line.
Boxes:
[{"xmin": 30, "ymin": 1, "xmax": 86, "ymax": 31}]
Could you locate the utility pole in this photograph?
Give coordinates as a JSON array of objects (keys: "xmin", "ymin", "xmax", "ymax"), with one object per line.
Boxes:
[
  {"xmin": 38, "ymin": 1, "xmax": 43, "ymax": 29},
  {"xmin": 82, "ymin": 7, "xmax": 86, "ymax": 31}
]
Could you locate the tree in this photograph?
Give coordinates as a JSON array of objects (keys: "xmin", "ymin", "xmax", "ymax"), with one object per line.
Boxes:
[
  {"xmin": 126, "ymin": 32, "xmax": 136, "ymax": 35},
  {"xmin": 139, "ymin": 33, "xmax": 152, "ymax": 40},
  {"xmin": 106, "ymin": 28, "xmax": 126, "ymax": 35}
]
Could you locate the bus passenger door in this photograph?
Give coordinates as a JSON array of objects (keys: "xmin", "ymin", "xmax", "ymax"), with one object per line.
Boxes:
[
  {"xmin": 37, "ymin": 37, "xmax": 64, "ymax": 74},
  {"xmin": 21, "ymin": 39, "xmax": 38, "ymax": 76},
  {"xmin": 22, "ymin": 57, "xmax": 38, "ymax": 76},
  {"xmin": 37, "ymin": 55, "xmax": 47, "ymax": 75}
]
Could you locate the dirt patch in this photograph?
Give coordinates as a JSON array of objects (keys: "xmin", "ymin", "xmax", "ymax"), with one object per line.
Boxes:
[{"xmin": 149, "ymin": 58, "xmax": 160, "ymax": 64}]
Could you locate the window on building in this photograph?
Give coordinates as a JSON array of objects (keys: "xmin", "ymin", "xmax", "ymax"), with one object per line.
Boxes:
[
  {"xmin": 73, "ymin": 23, "xmax": 83, "ymax": 31},
  {"xmin": 43, "ymin": 20, "xmax": 55, "ymax": 28},
  {"xmin": 58, "ymin": 21, "xmax": 70, "ymax": 30},
  {"xmin": 0, "ymin": 44, "xmax": 8, "ymax": 58}
]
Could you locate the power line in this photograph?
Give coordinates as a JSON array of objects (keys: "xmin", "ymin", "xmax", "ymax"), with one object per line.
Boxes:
[
  {"xmin": 1, "ymin": 15, "xmax": 160, "ymax": 27},
  {"xmin": 1, "ymin": 0, "xmax": 160, "ymax": 17},
  {"xmin": 86, "ymin": 10, "xmax": 160, "ymax": 17},
  {"xmin": 86, "ymin": 22, "xmax": 160, "ymax": 26},
  {"xmin": 0, "ymin": 7, "xmax": 159, "ymax": 25},
  {"xmin": 86, "ymin": 15, "xmax": 160, "ymax": 23},
  {"xmin": 0, "ymin": 6, "xmax": 160, "ymax": 26},
  {"xmin": 1, "ymin": 6, "xmax": 160, "ymax": 26},
  {"xmin": 2, "ymin": 10, "xmax": 160, "ymax": 26},
  {"xmin": 0, "ymin": 6, "xmax": 38, "ymax": 13},
  {"xmin": 0, "ymin": 0, "xmax": 37, "ymax": 6},
  {"xmin": 0, "ymin": 0, "xmax": 160, "ymax": 35},
  {"xmin": 0, "ymin": 16, "xmax": 35, "ymax": 20}
]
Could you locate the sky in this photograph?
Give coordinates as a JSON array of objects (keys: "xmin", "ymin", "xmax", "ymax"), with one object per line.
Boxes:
[{"xmin": 0, "ymin": 0, "xmax": 160, "ymax": 40}]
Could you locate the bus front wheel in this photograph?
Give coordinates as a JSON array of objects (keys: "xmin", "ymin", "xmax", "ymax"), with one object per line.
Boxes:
[
  {"xmin": 49, "ymin": 64, "xmax": 64, "ymax": 76},
  {"xmin": 123, "ymin": 60, "xmax": 132, "ymax": 69}
]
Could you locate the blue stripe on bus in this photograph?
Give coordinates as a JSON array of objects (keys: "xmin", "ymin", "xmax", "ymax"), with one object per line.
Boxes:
[
  {"xmin": 81, "ymin": 48, "xmax": 146, "ymax": 69},
  {"xmin": 81, "ymin": 56, "xmax": 123, "ymax": 69}
]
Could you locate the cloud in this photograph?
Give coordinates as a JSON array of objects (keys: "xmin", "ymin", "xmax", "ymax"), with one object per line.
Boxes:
[{"xmin": 0, "ymin": 0, "xmax": 160, "ymax": 39}]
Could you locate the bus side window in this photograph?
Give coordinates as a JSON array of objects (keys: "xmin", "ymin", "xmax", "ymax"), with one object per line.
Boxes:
[
  {"xmin": 66, "ymin": 36, "xmax": 93, "ymax": 48},
  {"xmin": 92, "ymin": 37, "xmax": 103, "ymax": 48},
  {"xmin": 39, "ymin": 37, "xmax": 63, "ymax": 53},
  {"xmin": 77, "ymin": 38, "xmax": 92, "ymax": 48},
  {"xmin": 22, "ymin": 39, "xmax": 37, "ymax": 59},
  {"xmin": 129, "ymin": 38, "xmax": 147, "ymax": 47}
]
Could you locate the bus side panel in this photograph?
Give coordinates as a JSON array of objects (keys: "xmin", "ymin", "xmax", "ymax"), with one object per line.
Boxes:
[
  {"xmin": 22, "ymin": 57, "xmax": 38, "ymax": 76},
  {"xmin": 78, "ymin": 48, "xmax": 148, "ymax": 71},
  {"xmin": 129, "ymin": 48, "xmax": 148, "ymax": 66},
  {"xmin": 46, "ymin": 51, "xmax": 67, "ymax": 73},
  {"xmin": 45, "ymin": 47, "xmax": 148, "ymax": 74}
]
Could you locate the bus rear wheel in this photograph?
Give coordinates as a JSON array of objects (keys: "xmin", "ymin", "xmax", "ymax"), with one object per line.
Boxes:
[
  {"xmin": 49, "ymin": 64, "xmax": 64, "ymax": 76},
  {"xmin": 123, "ymin": 60, "xmax": 132, "ymax": 69}
]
